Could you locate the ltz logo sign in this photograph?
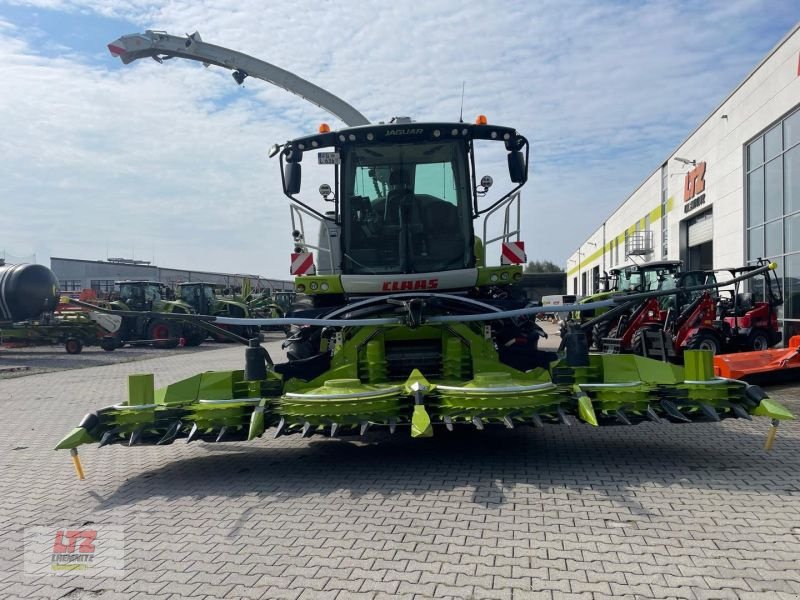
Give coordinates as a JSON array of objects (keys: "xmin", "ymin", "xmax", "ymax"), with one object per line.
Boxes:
[
  {"xmin": 25, "ymin": 525, "xmax": 125, "ymax": 577},
  {"xmin": 683, "ymin": 162, "xmax": 707, "ymax": 214}
]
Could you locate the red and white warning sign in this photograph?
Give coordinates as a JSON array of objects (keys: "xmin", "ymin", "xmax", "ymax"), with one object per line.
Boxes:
[
  {"xmin": 290, "ymin": 252, "xmax": 316, "ymax": 275},
  {"xmin": 501, "ymin": 241, "xmax": 526, "ymax": 265}
]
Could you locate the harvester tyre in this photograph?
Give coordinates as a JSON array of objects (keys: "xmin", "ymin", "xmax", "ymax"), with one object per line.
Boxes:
[
  {"xmin": 684, "ymin": 330, "xmax": 722, "ymax": 355},
  {"xmin": 148, "ymin": 320, "xmax": 179, "ymax": 349},
  {"xmin": 747, "ymin": 328, "xmax": 770, "ymax": 351},
  {"xmin": 65, "ymin": 338, "xmax": 83, "ymax": 354}
]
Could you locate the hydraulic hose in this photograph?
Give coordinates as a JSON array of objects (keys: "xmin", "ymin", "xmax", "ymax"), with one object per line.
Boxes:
[{"xmin": 214, "ymin": 297, "xmax": 617, "ymax": 326}]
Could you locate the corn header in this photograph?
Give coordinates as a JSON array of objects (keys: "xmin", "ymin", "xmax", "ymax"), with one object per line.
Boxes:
[{"xmin": 56, "ymin": 31, "xmax": 793, "ymax": 461}]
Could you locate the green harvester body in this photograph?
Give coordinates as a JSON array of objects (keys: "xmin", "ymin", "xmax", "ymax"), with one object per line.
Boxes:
[{"xmin": 57, "ymin": 119, "xmax": 793, "ymax": 454}]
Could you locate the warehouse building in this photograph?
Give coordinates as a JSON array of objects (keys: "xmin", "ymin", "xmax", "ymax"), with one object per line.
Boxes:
[
  {"xmin": 50, "ymin": 257, "xmax": 294, "ymax": 295},
  {"xmin": 568, "ymin": 22, "xmax": 800, "ymax": 341}
]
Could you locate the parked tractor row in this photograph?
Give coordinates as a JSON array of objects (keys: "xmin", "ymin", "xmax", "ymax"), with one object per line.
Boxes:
[
  {"xmin": 562, "ymin": 258, "xmax": 782, "ymax": 363},
  {"xmin": 1, "ymin": 261, "xmax": 295, "ymax": 353}
]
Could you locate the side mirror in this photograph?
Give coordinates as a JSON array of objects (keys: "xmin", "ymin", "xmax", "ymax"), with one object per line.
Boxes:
[
  {"xmin": 284, "ymin": 162, "xmax": 301, "ymax": 194},
  {"xmin": 508, "ymin": 151, "xmax": 527, "ymax": 183}
]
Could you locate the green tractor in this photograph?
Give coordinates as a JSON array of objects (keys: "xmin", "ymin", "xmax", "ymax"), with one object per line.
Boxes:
[
  {"xmin": 570, "ymin": 260, "xmax": 682, "ymax": 348},
  {"xmin": 103, "ymin": 280, "xmax": 206, "ymax": 349},
  {"xmin": 177, "ymin": 281, "xmax": 258, "ymax": 340},
  {"xmin": 244, "ymin": 291, "xmax": 287, "ymax": 322}
]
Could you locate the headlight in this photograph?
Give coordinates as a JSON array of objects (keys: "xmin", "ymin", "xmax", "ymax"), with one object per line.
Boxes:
[
  {"xmin": 501, "ymin": 272, "xmax": 510, "ymax": 281},
  {"xmin": 321, "ymin": 282, "xmax": 330, "ymax": 291},
  {"xmin": 490, "ymin": 274, "xmax": 499, "ymax": 282},
  {"xmin": 296, "ymin": 284, "xmax": 305, "ymax": 293},
  {"xmin": 310, "ymin": 282, "xmax": 319, "ymax": 291}
]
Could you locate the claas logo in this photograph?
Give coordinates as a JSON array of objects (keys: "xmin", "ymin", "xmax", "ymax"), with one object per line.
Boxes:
[
  {"xmin": 684, "ymin": 162, "xmax": 706, "ymax": 201},
  {"xmin": 382, "ymin": 279, "xmax": 439, "ymax": 291}
]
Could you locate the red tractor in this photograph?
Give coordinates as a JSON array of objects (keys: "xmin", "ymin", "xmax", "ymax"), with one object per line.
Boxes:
[
  {"xmin": 713, "ymin": 262, "xmax": 782, "ymax": 352},
  {"xmin": 601, "ymin": 270, "xmax": 719, "ymax": 358},
  {"xmin": 599, "ymin": 260, "xmax": 782, "ymax": 360}
]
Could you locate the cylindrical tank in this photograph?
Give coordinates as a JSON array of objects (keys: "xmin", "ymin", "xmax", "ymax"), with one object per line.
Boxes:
[{"xmin": 0, "ymin": 263, "xmax": 59, "ymax": 321}]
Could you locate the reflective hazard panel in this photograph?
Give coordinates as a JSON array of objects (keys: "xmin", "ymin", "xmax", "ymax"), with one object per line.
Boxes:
[
  {"xmin": 501, "ymin": 241, "xmax": 526, "ymax": 265},
  {"xmin": 291, "ymin": 252, "xmax": 316, "ymax": 275}
]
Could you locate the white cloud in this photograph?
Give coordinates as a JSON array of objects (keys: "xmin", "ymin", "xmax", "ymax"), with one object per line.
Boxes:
[{"xmin": 0, "ymin": 0, "xmax": 796, "ymax": 275}]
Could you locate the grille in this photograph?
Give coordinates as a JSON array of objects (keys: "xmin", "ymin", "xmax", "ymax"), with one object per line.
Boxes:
[{"xmin": 384, "ymin": 339, "xmax": 443, "ymax": 380}]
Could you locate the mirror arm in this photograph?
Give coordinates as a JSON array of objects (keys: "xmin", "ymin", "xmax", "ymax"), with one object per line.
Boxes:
[
  {"xmin": 468, "ymin": 139, "xmax": 479, "ymax": 217},
  {"xmin": 279, "ymin": 152, "xmax": 332, "ymax": 221},
  {"xmin": 475, "ymin": 139, "xmax": 528, "ymax": 216}
]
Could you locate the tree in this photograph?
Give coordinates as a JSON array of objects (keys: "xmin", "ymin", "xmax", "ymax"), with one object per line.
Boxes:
[{"xmin": 524, "ymin": 260, "xmax": 564, "ymax": 273}]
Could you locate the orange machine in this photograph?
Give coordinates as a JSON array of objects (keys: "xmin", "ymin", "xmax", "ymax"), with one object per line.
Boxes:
[{"xmin": 714, "ymin": 336, "xmax": 800, "ymax": 380}]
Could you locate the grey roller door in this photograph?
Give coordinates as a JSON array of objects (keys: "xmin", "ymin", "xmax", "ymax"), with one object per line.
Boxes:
[{"xmin": 687, "ymin": 211, "xmax": 713, "ymax": 247}]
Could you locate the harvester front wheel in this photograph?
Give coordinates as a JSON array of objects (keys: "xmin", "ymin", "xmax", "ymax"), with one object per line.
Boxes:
[{"xmin": 148, "ymin": 320, "xmax": 179, "ymax": 349}]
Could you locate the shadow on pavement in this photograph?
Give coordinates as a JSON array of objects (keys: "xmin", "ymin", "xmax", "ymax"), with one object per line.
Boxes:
[{"xmin": 92, "ymin": 422, "xmax": 800, "ymax": 525}]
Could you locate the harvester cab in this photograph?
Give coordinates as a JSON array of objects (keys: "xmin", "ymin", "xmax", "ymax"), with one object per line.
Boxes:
[{"xmin": 276, "ymin": 118, "xmax": 529, "ymax": 304}]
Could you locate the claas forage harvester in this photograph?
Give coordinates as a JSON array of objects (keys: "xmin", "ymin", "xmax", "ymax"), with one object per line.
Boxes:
[{"xmin": 56, "ymin": 32, "xmax": 792, "ymax": 465}]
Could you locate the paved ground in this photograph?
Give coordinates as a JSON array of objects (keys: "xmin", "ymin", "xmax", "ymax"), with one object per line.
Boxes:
[
  {"xmin": 1, "ymin": 336, "xmax": 799, "ymax": 600},
  {"xmin": 0, "ymin": 333, "xmax": 287, "ymax": 379}
]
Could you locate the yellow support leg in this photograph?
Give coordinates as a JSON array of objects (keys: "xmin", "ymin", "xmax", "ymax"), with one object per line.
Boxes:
[
  {"xmin": 764, "ymin": 419, "xmax": 779, "ymax": 451},
  {"xmin": 70, "ymin": 448, "xmax": 85, "ymax": 480}
]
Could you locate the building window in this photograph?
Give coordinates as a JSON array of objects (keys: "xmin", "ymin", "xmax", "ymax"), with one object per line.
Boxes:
[
  {"xmin": 59, "ymin": 280, "xmax": 83, "ymax": 292},
  {"xmin": 90, "ymin": 279, "xmax": 115, "ymax": 294},
  {"xmin": 745, "ymin": 104, "xmax": 800, "ymax": 341},
  {"xmin": 573, "ymin": 277, "xmax": 577, "ymax": 295}
]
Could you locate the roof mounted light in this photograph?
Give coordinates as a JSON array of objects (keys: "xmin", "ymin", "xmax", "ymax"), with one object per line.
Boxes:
[
  {"xmin": 475, "ymin": 114, "xmax": 488, "ymax": 125},
  {"xmin": 319, "ymin": 123, "xmax": 331, "ymax": 133}
]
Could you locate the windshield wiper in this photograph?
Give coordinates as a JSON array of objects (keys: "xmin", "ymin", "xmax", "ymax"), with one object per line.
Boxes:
[{"xmin": 343, "ymin": 253, "xmax": 380, "ymax": 274}]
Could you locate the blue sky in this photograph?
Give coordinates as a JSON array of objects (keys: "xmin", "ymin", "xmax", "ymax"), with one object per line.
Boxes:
[{"xmin": 0, "ymin": 1, "xmax": 797, "ymax": 276}]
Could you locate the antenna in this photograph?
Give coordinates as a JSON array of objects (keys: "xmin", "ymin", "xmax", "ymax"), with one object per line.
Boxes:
[{"xmin": 458, "ymin": 81, "xmax": 465, "ymax": 123}]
